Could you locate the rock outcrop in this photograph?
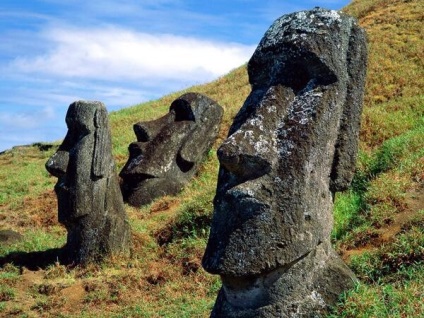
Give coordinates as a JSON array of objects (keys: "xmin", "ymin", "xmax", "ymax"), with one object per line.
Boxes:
[
  {"xmin": 202, "ymin": 8, "xmax": 367, "ymax": 317},
  {"xmin": 120, "ymin": 92, "xmax": 223, "ymax": 206},
  {"xmin": 46, "ymin": 101, "xmax": 131, "ymax": 265}
]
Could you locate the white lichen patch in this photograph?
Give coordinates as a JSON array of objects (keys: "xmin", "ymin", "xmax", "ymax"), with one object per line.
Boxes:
[
  {"xmin": 243, "ymin": 130, "xmax": 254, "ymax": 139},
  {"xmin": 288, "ymin": 90, "xmax": 322, "ymax": 125},
  {"xmin": 253, "ymin": 133, "xmax": 274, "ymax": 154},
  {"xmin": 309, "ymin": 290, "xmax": 327, "ymax": 308},
  {"xmin": 261, "ymin": 8, "xmax": 346, "ymax": 51},
  {"xmin": 248, "ymin": 114, "xmax": 265, "ymax": 131},
  {"xmin": 296, "ymin": 11, "xmax": 307, "ymax": 21},
  {"xmin": 320, "ymin": 10, "xmax": 342, "ymax": 23},
  {"xmin": 267, "ymin": 105, "xmax": 277, "ymax": 113},
  {"xmin": 160, "ymin": 161, "xmax": 173, "ymax": 173}
]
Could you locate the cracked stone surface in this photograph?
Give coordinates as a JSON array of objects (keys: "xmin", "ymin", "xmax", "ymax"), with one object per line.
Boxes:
[
  {"xmin": 120, "ymin": 92, "xmax": 223, "ymax": 207},
  {"xmin": 202, "ymin": 7, "xmax": 367, "ymax": 317},
  {"xmin": 46, "ymin": 101, "xmax": 131, "ymax": 265}
]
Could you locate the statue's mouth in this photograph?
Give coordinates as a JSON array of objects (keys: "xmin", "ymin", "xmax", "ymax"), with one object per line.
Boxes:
[
  {"xmin": 225, "ymin": 188, "xmax": 256, "ymax": 201},
  {"xmin": 121, "ymin": 173, "xmax": 157, "ymax": 190},
  {"xmin": 223, "ymin": 179, "xmax": 270, "ymax": 209},
  {"xmin": 55, "ymin": 180, "xmax": 70, "ymax": 194},
  {"xmin": 132, "ymin": 173, "xmax": 156, "ymax": 182},
  {"xmin": 219, "ymin": 250, "xmax": 312, "ymax": 309}
]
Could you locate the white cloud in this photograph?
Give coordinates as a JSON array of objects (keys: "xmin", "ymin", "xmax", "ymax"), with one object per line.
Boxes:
[
  {"xmin": 0, "ymin": 106, "xmax": 60, "ymax": 151},
  {"xmin": 0, "ymin": 106, "xmax": 55, "ymax": 129},
  {"xmin": 12, "ymin": 26, "xmax": 255, "ymax": 83}
]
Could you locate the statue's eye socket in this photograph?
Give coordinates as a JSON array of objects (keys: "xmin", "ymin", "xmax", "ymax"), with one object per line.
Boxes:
[
  {"xmin": 170, "ymin": 99, "xmax": 195, "ymax": 121},
  {"xmin": 134, "ymin": 125, "xmax": 150, "ymax": 142},
  {"xmin": 65, "ymin": 118, "xmax": 91, "ymax": 141},
  {"xmin": 128, "ymin": 142, "xmax": 143, "ymax": 156}
]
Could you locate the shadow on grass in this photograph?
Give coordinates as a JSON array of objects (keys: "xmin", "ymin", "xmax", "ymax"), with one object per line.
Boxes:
[{"xmin": 0, "ymin": 247, "xmax": 68, "ymax": 270}]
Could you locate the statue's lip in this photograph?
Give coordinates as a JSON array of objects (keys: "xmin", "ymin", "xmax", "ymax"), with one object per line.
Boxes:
[
  {"xmin": 216, "ymin": 250, "xmax": 313, "ymax": 283},
  {"xmin": 121, "ymin": 173, "xmax": 157, "ymax": 183},
  {"xmin": 55, "ymin": 181, "xmax": 70, "ymax": 193},
  {"xmin": 224, "ymin": 186, "xmax": 262, "ymax": 203}
]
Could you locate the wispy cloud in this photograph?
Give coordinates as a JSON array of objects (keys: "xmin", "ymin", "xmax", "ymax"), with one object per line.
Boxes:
[
  {"xmin": 0, "ymin": 106, "xmax": 55, "ymax": 130},
  {"xmin": 0, "ymin": 18, "xmax": 255, "ymax": 152},
  {"xmin": 0, "ymin": 106, "xmax": 59, "ymax": 150},
  {"xmin": 12, "ymin": 26, "xmax": 255, "ymax": 83}
]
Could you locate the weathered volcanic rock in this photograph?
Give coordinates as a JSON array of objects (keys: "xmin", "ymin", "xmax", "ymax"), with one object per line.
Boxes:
[
  {"xmin": 46, "ymin": 101, "xmax": 131, "ymax": 265},
  {"xmin": 202, "ymin": 8, "xmax": 367, "ymax": 317},
  {"xmin": 120, "ymin": 92, "xmax": 223, "ymax": 206}
]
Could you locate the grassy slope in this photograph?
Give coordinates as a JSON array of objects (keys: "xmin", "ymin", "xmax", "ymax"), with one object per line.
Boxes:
[{"xmin": 0, "ymin": 0, "xmax": 423, "ymax": 317}]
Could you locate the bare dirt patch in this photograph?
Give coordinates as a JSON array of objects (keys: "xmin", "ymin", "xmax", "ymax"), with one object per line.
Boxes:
[
  {"xmin": 341, "ymin": 186, "xmax": 424, "ymax": 262},
  {"xmin": 149, "ymin": 198, "xmax": 179, "ymax": 214},
  {"xmin": 60, "ymin": 282, "xmax": 85, "ymax": 311}
]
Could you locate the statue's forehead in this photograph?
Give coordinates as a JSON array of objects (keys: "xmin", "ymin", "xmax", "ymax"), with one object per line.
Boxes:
[
  {"xmin": 65, "ymin": 103, "xmax": 98, "ymax": 125},
  {"xmin": 248, "ymin": 8, "xmax": 351, "ymax": 90},
  {"xmin": 260, "ymin": 9, "xmax": 343, "ymax": 48}
]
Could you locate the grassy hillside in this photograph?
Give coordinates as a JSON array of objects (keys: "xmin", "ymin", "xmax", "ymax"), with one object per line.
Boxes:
[{"xmin": 1, "ymin": 0, "xmax": 423, "ymax": 317}]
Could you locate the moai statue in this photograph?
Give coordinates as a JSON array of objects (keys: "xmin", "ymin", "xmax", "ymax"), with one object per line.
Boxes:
[
  {"xmin": 120, "ymin": 92, "xmax": 223, "ymax": 207},
  {"xmin": 202, "ymin": 8, "xmax": 367, "ymax": 317},
  {"xmin": 46, "ymin": 101, "xmax": 131, "ymax": 265}
]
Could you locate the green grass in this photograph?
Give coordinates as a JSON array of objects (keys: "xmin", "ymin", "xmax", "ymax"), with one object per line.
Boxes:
[
  {"xmin": 328, "ymin": 264, "xmax": 424, "ymax": 318},
  {"xmin": 332, "ymin": 191, "xmax": 364, "ymax": 240},
  {"xmin": 0, "ymin": 146, "xmax": 57, "ymax": 205},
  {"xmin": 333, "ymin": 124, "xmax": 424, "ymax": 244},
  {"xmin": 349, "ymin": 220, "xmax": 424, "ymax": 282},
  {"xmin": 0, "ymin": 230, "xmax": 65, "ymax": 255}
]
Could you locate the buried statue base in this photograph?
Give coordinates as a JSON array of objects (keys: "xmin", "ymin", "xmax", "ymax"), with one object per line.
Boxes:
[{"xmin": 212, "ymin": 242, "xmax": 356, "ymax": 317}]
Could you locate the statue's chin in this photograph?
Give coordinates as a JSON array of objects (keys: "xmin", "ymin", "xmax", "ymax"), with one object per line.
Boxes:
[
  {"xmin": 220, "ymin": 271, "xmax": 276, "ymax": 309},
  {"xmin": 123, "ymin": 177, "xmax": 184, "ymax": 207}
]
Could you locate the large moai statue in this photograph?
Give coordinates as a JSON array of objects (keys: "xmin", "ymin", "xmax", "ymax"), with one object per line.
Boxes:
[
  {"xmin": 120, "ymin": 92, "xmax": 223, "ymax": 207},
  {"xmin": 46, "ymin": 101, "xmax": 131, "ymax": 265},
  {"xmin": 202, "ymin": 8, "xmax": 367, "ymax": 317}
]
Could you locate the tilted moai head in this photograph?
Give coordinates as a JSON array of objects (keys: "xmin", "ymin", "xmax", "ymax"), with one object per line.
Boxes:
[
  {"xmin": 120, "ymin": 92, "xmax": 223, "ymax": 207},
  {"xmin": 46, "ymin": 101, "xmax": 131, "ymax": 264},
  {"xmin": 202, "ymin": 8, "xmax": 367, "ymax": 317}
]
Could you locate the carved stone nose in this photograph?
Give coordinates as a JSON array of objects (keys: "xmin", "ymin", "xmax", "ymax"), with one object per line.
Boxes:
[
  {"xmin": 45, "ymin": 151, "xmax": 69, "ymax": 178},
  {"xmin": 217, "ymin": 142, "xmax": 240, "ymax": 172}
]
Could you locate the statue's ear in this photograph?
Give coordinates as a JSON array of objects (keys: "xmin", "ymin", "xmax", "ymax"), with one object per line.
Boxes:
[
  {"xmin": 177, "ymin": 137, "xmax": 197, "ymax": 173},
  {"xmin": 177, "ymin": 119, "xmax": 215, "ymax": 173},
  {"xmin": 177, "ymin": 95, "xmax": 223, "ymax": 173},
  {"xmin": 92, "ymin": 106, "xmax": 111, "ymax": 178},
  {"xmin": 330, "ymin": 24, "xmax": 367, "ymax": 192}
]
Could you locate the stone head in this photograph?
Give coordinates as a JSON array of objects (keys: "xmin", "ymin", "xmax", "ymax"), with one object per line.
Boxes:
[
  {"xmin": 203, "ymin": 8, "xmax": 367, "ymax": 278},
  {"xmin": 120, "ymin": 92, "xmax": 223, "ymax": 206},
  {"xmin": 46, "ymin": 101, "xmax": 130, "ymax": 264},
  {"xmin": 45, "ymin": 101, "xmax": 113, "ymax": 226}
]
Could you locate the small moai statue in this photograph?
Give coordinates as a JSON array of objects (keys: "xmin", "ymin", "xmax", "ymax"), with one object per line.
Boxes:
[
  {"xmin": 120, "ymin": 92, "xmax": 223, "ymax": 206},
  {"xmin": 202, "ymin": 8, "xmax": 367, "ymax": 317},
  {"xmin": 46, "ymin": 101, "xmax": 131, "ymax": 265}
]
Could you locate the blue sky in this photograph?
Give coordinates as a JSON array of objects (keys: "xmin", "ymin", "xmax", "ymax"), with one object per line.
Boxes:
[{"xmin": 0, "ymin": 0, "xmax": 350, "ymax": 152}]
